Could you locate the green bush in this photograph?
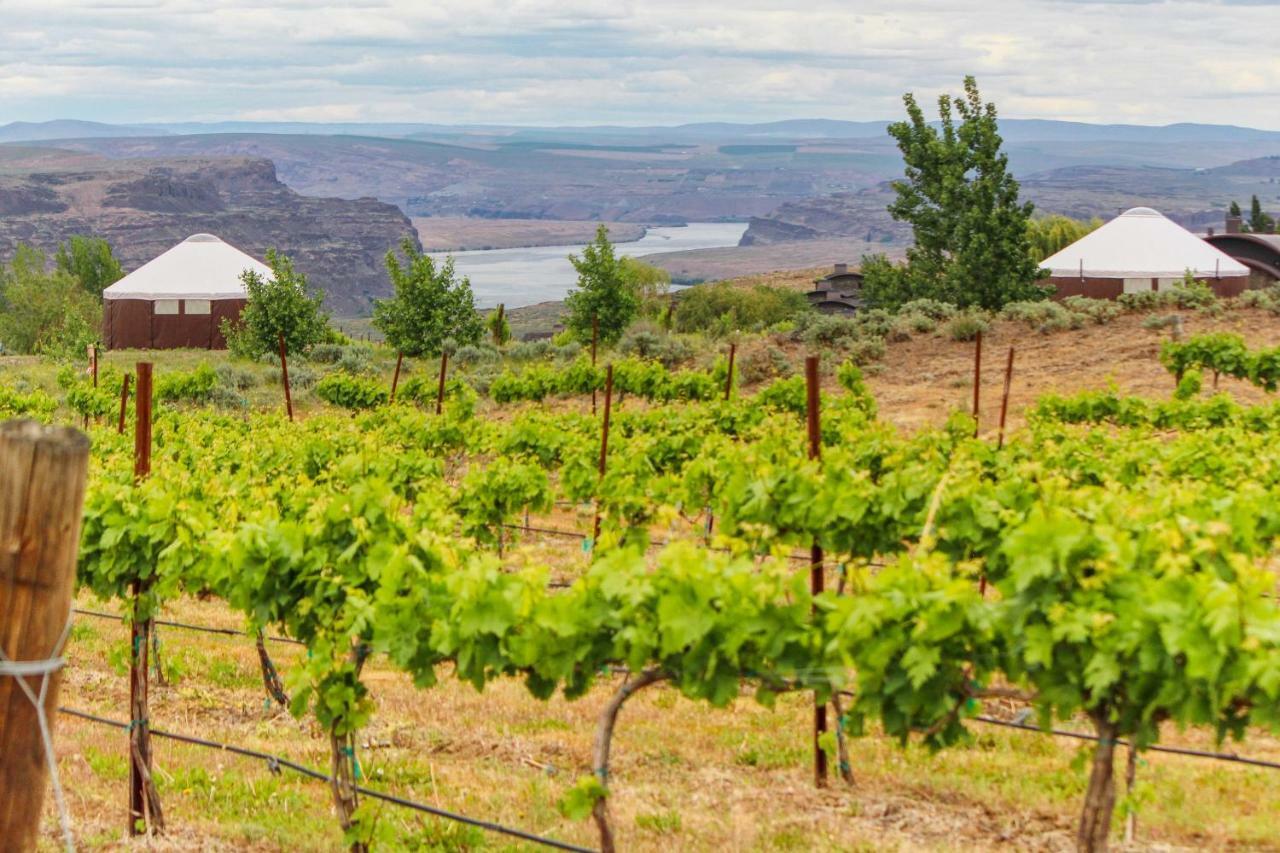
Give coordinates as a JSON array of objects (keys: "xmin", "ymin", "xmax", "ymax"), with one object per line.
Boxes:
[
  {"xmin": 315, "ymin": 373, "xmax": 389, "ymax": 409},
  {"xmin": 946, "ymin": 310, "xmax": 990, "ymax": 342},
  {"xmin": 0, "ymin": 385, "xmax": 57, "ymax": 420},
  {"xmin": 675, "ymin": 283, "xmax": 809, "ymax": 335},
  {"xmin": 898, "ymin": 298, "xmax": 957, "ymax": 321},
  {"xmin": 1060, "ymin": 296, "xmax": 1120, "ymax": 324},
  {"xmin": 215, "ymin": 363, "xmax": 258, "ymax": 390},
  {"xmin": 1001, "ymin": 300, "xmax": 1080, "ymax": 332},
  {"xmin": 156, "ymin": 364, "xmax": 218, "ymax": 403},
  {"xmin": 619, "ymin": 326, "xmax": 695, "ymax": 367},
  {"xmin": 794, "ymin": 314, "xmax": 862, "ymax": 347}
]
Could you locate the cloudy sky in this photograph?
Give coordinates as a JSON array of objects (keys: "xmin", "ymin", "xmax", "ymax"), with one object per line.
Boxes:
[{"xmin": 2, "ymin": 0, "xmax": 1278, "ymax": 128}]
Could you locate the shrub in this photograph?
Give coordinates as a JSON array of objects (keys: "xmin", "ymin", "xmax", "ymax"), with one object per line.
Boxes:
[
  {"xmin": 509, "ymin": 340, "xmax": 553, "ymax": 362},
  {"xmin": 852, "ymin": 308, "xmax": 895, "ymax": 339},
  {"xmin": 286, "ymin": 365, "xmax": 318, "ymax": 391},
  {"xmin": 905, "ymin": 312, "xmax": 938, "ymax": 333},
  {"xmin": 453, "ymin": 343, "xmax": 501, "ymax": 367},
  {"xmin": 307, "ymin": 343, "xmax": 345, "ymax": 364},
  {"xmin": 156, "ymin": 364, "xmax": 218, "ymax": 403},
  {"xmin": 337, "ymin": 344, "xmax": 376, "ymax": 376},
  {"xmin": 215, "ymin": 363, "xmax": 258, "ymax": 390},
  {"xmin": 619, "ymin": 326, "xmax": 694, "ymax": 367},
  {"xmin": 898, "ymin": 298, "xmax": 957, "ymax": 321},
  {"xmin": 946, "ymin": 310, "xmax": 990, "ymax": 342},
  {"xmin": 1060, "ymin": 296, "xmax": 1120, "ymax": 325},
  {"xmin": 675, "ymin": 282, "xmax": 809, "ymax": 335},
  {"xmin": 1174, "ymin": 369, "xmax": 1203, "ymax": 400},
  {"xmin": 794, "ymin": 314, "xmax": 862, "ymax": 347},
  {"xmin": 552, "ymin": 341, "xmax": 582, "ymax": 361},
  {"xmin": 843, "ymin": 337, "xmax": 887, "ymax": 365},
  {"xmin": 1142, "ymin": 314, "xmax": 1181, "ymax": 331},
  {"xmin": 0, "ymin": 385, "xmax": 57, "ymax": 420},
  {"xmin": 1001, "ymin": 300, "xmax": 1081, "ymax": 332},
  {"xmin": 315, "ymin": 372, "xmax": 389, "ymax": 409}
]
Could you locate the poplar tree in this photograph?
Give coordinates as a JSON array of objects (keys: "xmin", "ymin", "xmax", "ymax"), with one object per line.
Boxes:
[
  {"xmin": 871, "ymin": 76, "xmax": 1048, "ymax": 310},
  {"xmin": 564, "ymin": 225, "xmax": 639, "ymax": 346}
]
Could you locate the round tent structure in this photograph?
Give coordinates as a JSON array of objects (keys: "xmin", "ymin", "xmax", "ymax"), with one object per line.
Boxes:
[
  {"xmin": 1042, "ymin": 207, "xmax": 1250, "ymax": 300},
  {"xmin": 102, "ymin": 234, "xmax": 271, "ymax": 349}
]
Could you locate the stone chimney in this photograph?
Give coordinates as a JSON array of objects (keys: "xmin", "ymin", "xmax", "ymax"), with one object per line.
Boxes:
[
  {"xmin": 1226, "ymin": 213, "xmax": 1243, "ymax": 235},
  {"xmin": 833, "ymin": 263, "xmax": 848, "ymax": 275}
]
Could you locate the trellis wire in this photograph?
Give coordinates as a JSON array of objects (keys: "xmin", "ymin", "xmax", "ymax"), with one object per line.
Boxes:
[
  {"xmin": 58, "ymin": 706, "xmax": 596, "ymax": 852},
  {"xmin": 72, "ymin": 608, "xmax": 305, "ymax": 646}
]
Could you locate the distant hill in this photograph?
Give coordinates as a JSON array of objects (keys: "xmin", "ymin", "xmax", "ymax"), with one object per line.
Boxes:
[
  {"xmin": 0, "ymin": 120, "xmax": 164, "ymax": 143},
  {"xmin": 0, "ymin": 149, "xmax": 418, "ymax": 315}
]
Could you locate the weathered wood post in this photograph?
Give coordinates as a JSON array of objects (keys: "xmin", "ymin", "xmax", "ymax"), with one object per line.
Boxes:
[
  {"xmin": 997, "ymin": 346, "xmax": 1015, "ymax": 450},
  {"xmin": 804, "ymin": 356, "xmax": 828, "ymax": 787},
  {"xmin": 592, "ymin": 365, "xmax": 615, "ymax": 546},
  {"xmin": 972, "ymin": 330, "xmax": 982, "ymax": 438},
  {"xmin": 390, "ymin": 352, "xmax": 404, "ymax": 404},
  {"xmin": 278, "ymin": 333, "xmax": 293, "ymax": 422},
  {"xmin": 0, "ymin": 421, "xmax": 90, "ymax": 851},
  {"xmin": 128, "ymin": 363, "xmax": 164, "ymax": 835},
  {"xmin": 117, "ymin": 373, "xmax": 131, "ymax": 435},
  {"xmin": 435, "ymin": 351, "xmax": 449, "ymax": 415},
  {"xmin": 724, "ymin": 342, "xmax": 737, "ymax": 401}
]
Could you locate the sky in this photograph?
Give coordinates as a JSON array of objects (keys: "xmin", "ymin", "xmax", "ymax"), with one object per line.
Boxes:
[{"xmin": 2, "ymin": 0, "xmax": 1279, "ymax": 129}]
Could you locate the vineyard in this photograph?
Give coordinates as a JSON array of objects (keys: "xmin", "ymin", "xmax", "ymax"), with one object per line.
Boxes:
[{"xmin": 8, "ymin": 325, "xmax": 1280, "ymax": 851}]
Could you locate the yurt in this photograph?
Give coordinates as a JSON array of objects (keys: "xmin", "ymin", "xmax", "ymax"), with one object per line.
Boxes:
[
  {"xmin": 1042, "ymin": 207, "xmax": 1250, "ymax": 299},
  {"xmin": 102, "ymin": 234, "xmax": 271, "ymax": 349}
]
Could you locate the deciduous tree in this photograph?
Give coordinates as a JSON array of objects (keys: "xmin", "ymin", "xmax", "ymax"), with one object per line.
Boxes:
[
  {"xmin": 373, "ymin": 239, "xmax": 482, "ymax": 357},
  {"xmin": 55, "ymin": 235, "xmax": 123, "ymax": 297},
  {"xmin": 873, "ymin": 76, "xmax": 1048, "ymax": 310},
  {"xmin": 223, "ymin": 250, "xmax": 331, "ymax": 359},
  {"xmin": 565, "ymin": 226, "xmax": 640, "ymax": 346}
]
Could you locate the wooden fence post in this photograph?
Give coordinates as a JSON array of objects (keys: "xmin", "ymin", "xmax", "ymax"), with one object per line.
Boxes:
[
  {"xmin": 724, "ymin": 342, "xmax": 737, "ymax": 401},
  {"xmin": 592, "ymin": 364, "xmax": 615, "ymax": 546},
  {"xmin": 591, "ymin": 315, "xmax": 600, "ymax": 416},
  {"xmin": 129, "ymin": 363, "xmax": 164, "ymax": 835},
  {"xmin": 998, "ymin": 346, "xmax": 1015, "ymax": 450},
  {"xmin": 117, "ymin": 374, "xmax": 131, "ymax": 436},
  {"xmin": 278, "ymin": 333, "xmax": 293, "ymax": 422},
  {"xmin": 804, "ymin": 356, "xmax": 828, "ymax": 787},
  {"xmin": 0, "ymin": 421, "xmax": 90, "ymax": 851},
  {"xmin": 972, "ymin": 330, "xmax": 982, "ymax": 438},
  {"xmin": 435, "ymin": 351, "xmax": 449, "ymax": 416},
  {"xmin": 390, "ymin": 352, "xmax": 404, "ymax": 404}
]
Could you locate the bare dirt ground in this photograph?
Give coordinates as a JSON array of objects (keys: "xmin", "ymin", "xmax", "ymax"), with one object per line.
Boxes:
[
  {"xmin": 415, "ymin": 218, "xmax": 646, "ymax": 252},
  {"xmin": 865, "ymin": 307, "xmax": 1280, "ymax": 434}
]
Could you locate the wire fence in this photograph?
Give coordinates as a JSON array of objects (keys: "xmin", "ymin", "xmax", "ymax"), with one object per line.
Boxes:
[{"xmin": 58, "ymin": 706, "xmax": 596, "ymax": 853}]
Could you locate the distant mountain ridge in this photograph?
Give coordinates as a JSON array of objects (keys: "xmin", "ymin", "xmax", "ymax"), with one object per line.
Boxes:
[{"xmin": 6, "ymin": 117, "xmax": 1280, "ymax": 145}]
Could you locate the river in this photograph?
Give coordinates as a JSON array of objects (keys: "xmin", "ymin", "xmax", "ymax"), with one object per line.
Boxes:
[{"xmin": 431, "ymin": 222, "xmax": 748, "ymax": 309}]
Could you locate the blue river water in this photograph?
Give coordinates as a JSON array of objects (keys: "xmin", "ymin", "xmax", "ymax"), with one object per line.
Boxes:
[{"xmin": 430, "ymin": 222, "xmax": 748, "ymax": 309}]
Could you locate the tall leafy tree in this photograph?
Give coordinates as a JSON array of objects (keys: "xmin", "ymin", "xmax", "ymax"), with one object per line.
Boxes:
[
  {"xmin": 223, "ymin": 249, "xmax": 331, "ymax": 359},
  {"xmin": 1025, "ymin": 215, "xmax": 1102, "ymax": 262},
  {"xmin": 372, "ymin": 239, "xmax": 482, "ymax": 357},
  {"xmin": 1229, "ymin": 200, "xmax": 1243, "ymax": 219},
  {"xmin": 619, "ymin": 256, "xmax": 671, "ymax": 318},
  {"xmin": 0, "ymin": 244, "xmax": 100, "ymax": 356},
  {"xmin": 1249, "ymin": 195, "xmax": 1275, "ymax": 234},
  {"xmin": 565, "ymin": 225, "xmax": 640, "ymax": 346},
  {"xmin": 874, "ymin": 76, "xmax": 1048, "ymax": 310},
  {"xmin": 54, "ymin": 235, "xmax": 123, "ymax": 297}
]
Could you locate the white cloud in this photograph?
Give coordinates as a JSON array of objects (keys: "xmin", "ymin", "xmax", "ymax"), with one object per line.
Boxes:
[{"xmin": 0, "ymin": 0, "xmax": 1277, "ymax": 127}]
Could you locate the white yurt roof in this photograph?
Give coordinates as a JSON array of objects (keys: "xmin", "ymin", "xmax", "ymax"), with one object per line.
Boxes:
[
  {"xmin": 102, "ymin": 234, "xmax": 272, "ymax": 301},
  {"xmin": 1042, "ymin": 207, "xmax": 1249, "ymax": 280}
]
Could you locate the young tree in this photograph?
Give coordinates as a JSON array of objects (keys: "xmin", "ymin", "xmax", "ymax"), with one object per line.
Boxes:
[
  {"xmin": 878, "ymin": 76, "xmax": 1048, "ymax": 310},
  {"xmin": 372, "ymin": 239, "xmax": 482, "ymax": 357},
  {"xmin": 223, "ymin": 249, "xmax": 330, "ymax": 359},
  {"xmin": 1249, "ymin": 195, "xmax": 1275, "ymax": 234},
  {"xmin": 565, "ymin": 225, "xmax": 640, "ymax": 346},
  {"xmin": 487, "ymin": 306, "xmax": 512, "ymax": 347},
  {"xmin": 1229, "ymin": 200, "xmax": 1243, "ymax": 219},
  {"xmin": 1025, "ymin": 215, "xmax": 1103, "ymax": 262},
  {"xmin": 619, "ymin": 256, "xmax": 671, "ymax": 318},
  {"xmin": 0, "ymin": 244, "xmax": 100, "ymax": 356},
  {"xmin": 54, "ymin": 235, "xmax": 124, "ymax": 297}
]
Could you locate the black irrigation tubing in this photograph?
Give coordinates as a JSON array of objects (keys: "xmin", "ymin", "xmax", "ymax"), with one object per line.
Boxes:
[
  {"xmin": 72, "ymin": 608, "xmax": 306, "ymax": 647},
  {"xmin": 57, "ymin": 706, "xmax": 597, "ymax": 853},
  {"xmin": 972, "ymin": 715, "xmax": 1280, "ymax": 771}
]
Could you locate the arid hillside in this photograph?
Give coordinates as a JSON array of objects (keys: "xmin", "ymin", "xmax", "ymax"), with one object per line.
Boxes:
[{"xmin": 0, "ymin": 148, "xmax": 419, "ymax": 315}]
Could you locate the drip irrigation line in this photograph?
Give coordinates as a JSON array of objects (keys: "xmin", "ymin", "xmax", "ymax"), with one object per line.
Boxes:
[
  {"xmin": 57, "ymin": 707, "xmax": 597, "ymax": 853},
  {"xmin": 72, "ymin": 608, "xmax": 306, "ymax": 647}
]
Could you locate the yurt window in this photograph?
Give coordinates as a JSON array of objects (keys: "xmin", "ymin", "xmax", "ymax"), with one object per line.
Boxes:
[
  {"xmin": 155, "ymin": 300, "xmax": 180, "ymax": 315},
  {"xmin": 185, "ymin": 300, "xmax": 212, "ymax": 315}
]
